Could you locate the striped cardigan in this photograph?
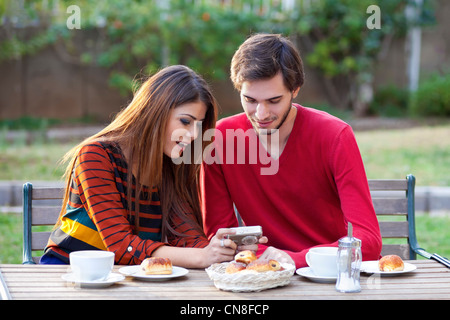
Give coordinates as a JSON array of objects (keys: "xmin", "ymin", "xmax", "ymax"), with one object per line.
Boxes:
[{"xmin": 43, "ymin": 141, "xmax": 208, "ymax": 264}]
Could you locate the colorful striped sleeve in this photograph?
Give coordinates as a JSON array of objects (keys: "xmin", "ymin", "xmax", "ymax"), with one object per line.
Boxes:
[
  {"xmin": 168, "ymin": 212, "xmax": 209, "ymax": 248},
  {"xmin": 74, "ymin": 142, "xmax": 165, "ymax": 264}
]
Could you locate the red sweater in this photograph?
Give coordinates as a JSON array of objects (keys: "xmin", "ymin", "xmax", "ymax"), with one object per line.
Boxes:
[{"xmin": 202, "ymin": 105, "xmax": 382, "ymax": 268}]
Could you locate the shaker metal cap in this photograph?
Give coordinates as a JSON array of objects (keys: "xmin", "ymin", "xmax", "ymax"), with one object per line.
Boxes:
[
  {"xmin": 338, "ymin": 236, "xmax": 361, "ymax": 247},
  {"xmin": 339, "ymin": 222, "xmax": 362, "ymax": 247}
]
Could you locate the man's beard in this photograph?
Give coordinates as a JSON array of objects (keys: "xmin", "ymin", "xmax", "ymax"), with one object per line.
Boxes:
[{"xmin": 254, "ymin": 101, "xmax": 293, "ymax": 136}]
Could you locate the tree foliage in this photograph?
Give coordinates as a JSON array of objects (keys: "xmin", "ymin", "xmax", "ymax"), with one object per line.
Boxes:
[
  {"xmin": 290, "ymin": 0, "xmax": 435, "ymax": 114},
  {"xmin": 0, "ymin": 0, "xmax": 436, "ymax": 115}
]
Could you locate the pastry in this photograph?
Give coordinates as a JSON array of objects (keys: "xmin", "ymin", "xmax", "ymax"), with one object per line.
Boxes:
[
  {"xmin": 246, "ymin": 259, "xmax": 281, "ymax": 272},
  {"xmin": 141, "ymin": 257, "xmax": 173, "ymax": 275},
  {"xmin": 234, "ymin": 250, "xmax": 257, "ymax": 264},
  {"xmin": 225, "ymin": 250, "xmax": 283, "ymax": 274},
  {"xmin": 378, "ymin": 255, "xmax": 404, "ymax": 272},
  {"xmin": 225, "ymin": 261, "xmax": 247, "ymax": 274}
]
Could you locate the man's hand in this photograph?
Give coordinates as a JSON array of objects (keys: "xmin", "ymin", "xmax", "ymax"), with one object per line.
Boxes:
[{"xmin": 258, "ymin": 246, "xmax": 295, "ymax": 266}]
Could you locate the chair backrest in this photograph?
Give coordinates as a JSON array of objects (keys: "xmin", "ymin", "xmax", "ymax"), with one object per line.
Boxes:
[
  {"xmin": 22, "ymin": 182, "xmax": 64, "ymax": 264},
  {"xmin": 369, "ymin": 174, "xmax": 417, "ymax": 260}
]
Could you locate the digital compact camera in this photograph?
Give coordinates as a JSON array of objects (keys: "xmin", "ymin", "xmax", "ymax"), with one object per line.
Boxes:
[{"xmin": 227, "ymin": 226, "xmax": 263, "ymax": 246}]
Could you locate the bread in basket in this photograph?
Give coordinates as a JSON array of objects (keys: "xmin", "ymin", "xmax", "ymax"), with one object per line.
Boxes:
[{"xmin": 205, "ymin": 261, "xmax": 296, "ymax": 292}]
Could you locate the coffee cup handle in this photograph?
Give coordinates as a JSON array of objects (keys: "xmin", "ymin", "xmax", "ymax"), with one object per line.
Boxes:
[{"xmin": 305, "ymin": 251, "xmax": 311, "ymax": 267}]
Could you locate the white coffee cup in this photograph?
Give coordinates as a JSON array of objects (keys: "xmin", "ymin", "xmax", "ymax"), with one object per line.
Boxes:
[
  {"xmin": 70, "ymin": 250, "xmax": 115, "ymax": 282},
  {"xmin": 305, "ymin": 247, "xmax": 338, "ymax": 277}
]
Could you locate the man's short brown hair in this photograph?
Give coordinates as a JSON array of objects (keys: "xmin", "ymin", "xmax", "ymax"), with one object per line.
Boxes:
[{"xmin": 230, "ymin": 33, "xmax": 305, "ymax": 92}]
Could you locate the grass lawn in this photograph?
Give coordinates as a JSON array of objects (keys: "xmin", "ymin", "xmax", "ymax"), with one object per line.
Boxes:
[
  {"xmin": 0, "ymin": 141, "xmax": 72, "ymax": 181},
  {"xmin": 355, "ymin": 125, "xmax": 450, "ymax": 186},
  {"xmin": 0, "ymin": 212, "xmax": 22, "ymax": 264}
]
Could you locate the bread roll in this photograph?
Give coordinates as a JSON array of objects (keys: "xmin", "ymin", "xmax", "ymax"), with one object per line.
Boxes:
[
  {"xmin": 234, "ymin": 250, "xmax": 257, "ymax": 264},
  {"xmin": 141, "ymin": 257, "xmax": 173, "ymax": 275},
  {"xmin": 246, "ymin": 259, "xmax": 281, "ymax": 272},
  {"xmin": 378, "ymin": 255, "xmax": 404, "ymax": 272},
  {"xmin": 225, "ymin": 261, "xmax": 247, "ymax": 274}
]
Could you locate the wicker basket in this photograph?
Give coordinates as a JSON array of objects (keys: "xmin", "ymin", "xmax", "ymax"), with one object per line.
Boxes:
[{"xmin": 205, "ymin": 262, "xmax": 296, "ymax": 292}]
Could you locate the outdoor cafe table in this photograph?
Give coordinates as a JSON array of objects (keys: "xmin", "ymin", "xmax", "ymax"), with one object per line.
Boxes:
[{"xmin": 1, "ymin": 260, "xmax": 449, "ymax": 301}]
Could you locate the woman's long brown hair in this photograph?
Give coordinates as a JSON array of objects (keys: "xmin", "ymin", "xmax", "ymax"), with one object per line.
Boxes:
[{"xmin": 56, "ymin": 65, "xmax": 218, "ymax": 241}]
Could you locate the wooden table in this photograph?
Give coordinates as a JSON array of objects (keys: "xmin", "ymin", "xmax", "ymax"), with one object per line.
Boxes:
[{"xmin": 1, "ymin": 260, "xmax": 449, "ymax": 301}]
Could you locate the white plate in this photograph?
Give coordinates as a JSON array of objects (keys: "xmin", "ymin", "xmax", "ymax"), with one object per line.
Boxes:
[
  {"xmin": 360, "ymin": 261, "xmax": 417, "ymax": 276},
  {"xmin": 119, "ymin": 265, "xmax": 189, "ymax": 281},
  {"xmin": 61, "ymin": 272, "xmax": 125, "ymax": 288},
  {"xmin": 296, "ymin": 267, "xmax": 337, "ymax": 283}
]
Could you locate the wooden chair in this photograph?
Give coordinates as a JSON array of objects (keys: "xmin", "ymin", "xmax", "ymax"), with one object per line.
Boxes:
[
  {"xmin": 22, "ymin": 182, "xmax": 64, "ymax": 264},
  {"xmin": 369, "ymin": 174, "xmax": 427, "ymax": 260}
]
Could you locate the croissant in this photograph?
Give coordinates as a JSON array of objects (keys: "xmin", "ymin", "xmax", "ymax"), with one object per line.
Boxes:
[
  {"xmin": 141, "ymin": 257, "xmax": 173, "ymax": 275},
  {"xmin": 234, "ymin": 250, "xmax": 257, "ymax": 264},
  {"xmin": 225, "ymin": 261, "xmax": 247, "ymax": 274},
  {"xmin": 378, "ymin": 255, "xmax": 404, "ymax": 272},
  {"xmin": 246, "ymin": 259, "xmax": 282, "ymax": 272}
]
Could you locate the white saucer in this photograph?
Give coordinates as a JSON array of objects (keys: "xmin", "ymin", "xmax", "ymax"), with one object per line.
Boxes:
[
  {"xmin": 119, "ymin": 265, "xmax": 189, "ymax": 281},
  {"xmin": 61, "ymin": 272, "xmax": 125, "ymax": 288},
  {"xmin": 360, "ymin": 261, "xmax": 417, "ymax": 276},
  {"xmin": 296, "ymin": 267, "xmax": 337, "ymax": 283}
]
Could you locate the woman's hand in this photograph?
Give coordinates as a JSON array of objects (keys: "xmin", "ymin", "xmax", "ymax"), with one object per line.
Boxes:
[
  {"xmin": 200, "ymin": 228, "xmax": 237, "ymax": 267},
  {"xmin": 199, "ymin": 229, "xmax": 269, "ymax": 268}
]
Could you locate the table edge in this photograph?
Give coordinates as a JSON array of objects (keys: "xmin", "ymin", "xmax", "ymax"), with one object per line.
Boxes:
[{"xmin": 0, "ymin": 267, "xmax": 12, "ymax": 300}]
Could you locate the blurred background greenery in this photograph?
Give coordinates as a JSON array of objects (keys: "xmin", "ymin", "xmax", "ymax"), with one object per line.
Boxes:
[{"xmin": 1, "ymin": 0, "xmax": 447, "ymax": 118}]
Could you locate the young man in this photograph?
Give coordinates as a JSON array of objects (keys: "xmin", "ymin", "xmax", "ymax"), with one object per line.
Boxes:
[{"xmin": 201, "ymin": 34, "xmax": 382, "ymax": 268}]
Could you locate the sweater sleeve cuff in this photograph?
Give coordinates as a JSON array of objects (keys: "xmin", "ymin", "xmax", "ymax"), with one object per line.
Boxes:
[{"xmin": 123, "ymin": 241, "xmax": 166, "ymax": 264}]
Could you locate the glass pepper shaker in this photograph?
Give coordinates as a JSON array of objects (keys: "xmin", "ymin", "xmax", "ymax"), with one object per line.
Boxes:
[{"xmin": 336, "ymin": 222, "xmax": 362, "ymax": 293}]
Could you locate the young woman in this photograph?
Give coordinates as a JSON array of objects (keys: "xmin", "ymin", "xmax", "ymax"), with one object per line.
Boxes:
[{"xmin": 40, "ymin": 65, "xmax": 238, "ymax": 267}]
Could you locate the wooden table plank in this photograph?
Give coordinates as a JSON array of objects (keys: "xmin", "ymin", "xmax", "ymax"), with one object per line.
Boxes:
[{"xmin": 1, "ymin": 260, "xmax": 449, "ymax": 301}]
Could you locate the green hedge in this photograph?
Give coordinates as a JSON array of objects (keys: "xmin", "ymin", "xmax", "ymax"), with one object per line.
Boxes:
[
  {"xmin": 409, "ymin": 73, "xmax": 450, "ymax": 117},
  {"xmin": 370, "ymin": 84, "xmax": 409, "ymax": 117}
]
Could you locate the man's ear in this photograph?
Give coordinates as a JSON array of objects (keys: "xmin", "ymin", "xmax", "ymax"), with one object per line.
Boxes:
[{"xmin": 292, "ymin": 86, "xmax": 300, "ymax": 99}]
